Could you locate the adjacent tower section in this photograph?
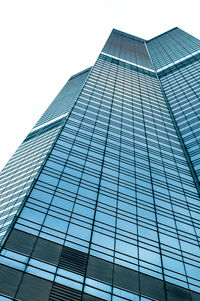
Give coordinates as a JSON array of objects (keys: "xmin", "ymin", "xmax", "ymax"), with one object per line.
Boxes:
[
  {"xmin": 0, "ymin": 68, "xmax": 91, "ymax": 246},
  {"xmin": 0, "ymin": 28, "xmax": 200, "ymax": 301},
  {"xmin": 147, "ymin": 28, "xmax": 200, "ymax": 184}
]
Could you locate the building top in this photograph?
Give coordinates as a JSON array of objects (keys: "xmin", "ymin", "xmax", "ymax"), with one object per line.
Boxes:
[{"xmin": 112, "ymin": 28, "xmax": 146, "ymax": 43}]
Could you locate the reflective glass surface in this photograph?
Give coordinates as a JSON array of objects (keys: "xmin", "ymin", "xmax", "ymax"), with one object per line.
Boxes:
[
  {"xmin": 0, "ymin": 28, "xmax": 200, "ymax": 300},
  {"xmin": 13, "ymin": 51, "xmax": 200, "ymax": 293}
]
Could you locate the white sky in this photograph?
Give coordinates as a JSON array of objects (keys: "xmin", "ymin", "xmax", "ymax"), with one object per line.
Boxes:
[{"xmin": 0, "ymin": 0, "xmax": 200, "ymax": 171}]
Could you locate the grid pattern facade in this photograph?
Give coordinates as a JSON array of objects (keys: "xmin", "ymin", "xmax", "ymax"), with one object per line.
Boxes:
[
  {"xmin": 0, "ymin": 124, "xmax": 62, "ymax": 245},
  {"xmin": 159, "ymin": 60, "xmax": 200, "ymax": 181},
  {"xmin": 0, "ymin": 70, "xmax": 89, "ymax": 247},
  {"xmin": 34, "ymin": 68, "xmax": 91, "ymax": 129},
  {"xmin": 148, "ymin": 28, "xmax": 200, "ymax": 183},
  {"xmin": 102, "ymin": 29, "xmax": 154, "ymax": 70},
  {"xmin": 0, "ymin": 28, "xmax": 200, "ymax": 301},
  {"xmin": 147, "ymin": 27, "xmax": 200, "ymax": 71}
]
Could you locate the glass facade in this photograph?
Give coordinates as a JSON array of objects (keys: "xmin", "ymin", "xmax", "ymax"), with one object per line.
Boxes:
[
  {"xmin": 0, "ymin": 68, "xmax": 90, "ymax": 246},
  {"xmin": 0, "ymin": 28, "xmax": 200, "ymax": 301}
]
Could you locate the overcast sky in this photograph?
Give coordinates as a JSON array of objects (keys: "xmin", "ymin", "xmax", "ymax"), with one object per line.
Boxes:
[{"xmin": 0, "ymin": 0, "xmax": 200, "ymax": 171}]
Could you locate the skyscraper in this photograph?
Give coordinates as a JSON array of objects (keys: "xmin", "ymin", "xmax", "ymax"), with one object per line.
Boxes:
[{"xmin": 0, "ymin": 27, "xmax": 200, "ymax": 300}]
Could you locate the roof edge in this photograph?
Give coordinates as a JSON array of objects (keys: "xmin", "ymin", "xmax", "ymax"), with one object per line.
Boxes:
[
  {"xmin": 112, "ymin": 28, "xmax": 146, "ymax": 43},
  {"xmin": 147, "ymin": 27, "xmax": 179, "ymax": 42},
  {"xmin": 69, "ymin": 67, "xmax": 92, "ymax": 81}
]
